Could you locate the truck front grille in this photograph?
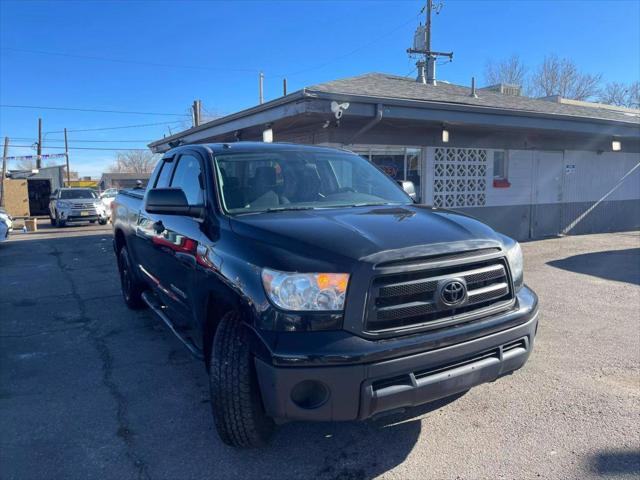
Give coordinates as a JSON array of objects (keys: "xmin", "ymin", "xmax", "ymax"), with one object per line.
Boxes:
[{"xmin": 365, "ymin": 257, "xmax": 514, "ymax": 334}]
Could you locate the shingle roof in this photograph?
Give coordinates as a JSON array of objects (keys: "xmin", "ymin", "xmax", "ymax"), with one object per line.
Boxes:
[{"xmin": 306, "ymin": 73, "xmax": 640, "ymax": 125}]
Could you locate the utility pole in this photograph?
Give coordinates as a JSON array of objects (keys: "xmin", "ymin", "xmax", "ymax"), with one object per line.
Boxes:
[
  {"xmin": 64, "ymin": 128, "xmax": 70, "ymax": 186},
  {"xmin": 36, "ymin": 118, "xmax": 42, "ymax": 169},
  {"xmin": 259, "ymin": 72, "xmax": 264, "ymax": 104},
  {"xmin": 283, "ymin": 78, "xmax": 288, "ymax": 96},
  {"xmin": 407, "ymin": 0, "xmax": 453, "ymax": 85},
  {"xmin": 1, "ymin": 137, "xmax": 8, "ymax": 207}
]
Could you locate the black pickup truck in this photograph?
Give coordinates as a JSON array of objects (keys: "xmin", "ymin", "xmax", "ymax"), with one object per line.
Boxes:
[{"xmin": 111, "ymin": 142, "xmax": 538, "ymax": 447}]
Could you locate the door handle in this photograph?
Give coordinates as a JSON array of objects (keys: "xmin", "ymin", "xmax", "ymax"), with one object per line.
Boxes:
[{"xmin": 153, "ymin": 220, "xmax": 165, "ymax": 234}]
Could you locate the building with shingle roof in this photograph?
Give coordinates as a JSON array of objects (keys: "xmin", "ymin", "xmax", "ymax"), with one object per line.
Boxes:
[
  {"xmin": 149, "ymin": 72, "xmax": 640, "ymax": 240},
  {"xmin": 99, "ymin": 172, "xmax": 150, "ymax": 191}
]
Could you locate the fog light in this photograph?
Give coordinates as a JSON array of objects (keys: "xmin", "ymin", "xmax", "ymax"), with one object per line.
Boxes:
[{"xmin": 290, "ymin": 380, "xmax": 330, "ymax": 409}]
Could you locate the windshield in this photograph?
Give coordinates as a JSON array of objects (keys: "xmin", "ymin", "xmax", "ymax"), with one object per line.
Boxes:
[
  {"xmin": 60, "ymin": 189, "xmax": 97, "ymax": 199},
  {"xmin": 214, "ymin": 149, "xmax": 412, "ymax": 214}
]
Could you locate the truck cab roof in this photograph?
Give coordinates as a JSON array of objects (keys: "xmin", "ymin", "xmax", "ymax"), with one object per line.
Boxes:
[{"xmin": 163, "ymin": 142, "xmax": 351, "ymax": 157}]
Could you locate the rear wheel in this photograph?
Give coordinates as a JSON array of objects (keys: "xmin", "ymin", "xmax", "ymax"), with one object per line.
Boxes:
[
  {"xmin": 117, "ymin": 247, "xmax": 145, "ymax": 309},
  {"xmin": 209, "ymin": 311, "xmax": 275, "ymax": 447}
]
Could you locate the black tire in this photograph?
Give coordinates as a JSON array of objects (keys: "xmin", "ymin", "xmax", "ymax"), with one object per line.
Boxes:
[
  {"xmin": 209, "ymin": 312, "xmax": 275, "ymax": 448},
  {"xmin": 98, "ymin": 219, "xmax": 108, "ymax": 225},
  {"xmin": 50, "ymin": 216, "xmax": 55, "ymax": 226},
  {"xmin": 55, "ymin": 215, "xmax": 66, "ymax": 228},
  {"xmin": 89, "ymin": 220, "xmax": 96, "ymax": 224},
  {"xmin": 117, "ymin": 247, "xmax": 146, "ymax": 310}
]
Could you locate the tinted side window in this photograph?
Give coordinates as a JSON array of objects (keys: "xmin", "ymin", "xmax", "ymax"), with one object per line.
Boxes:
[
  {"xmin": 170, "ymin": 154, "xmax": 204, "ymax": 205},
  {"xmin": 155, "ymin": 160, "xmax": 174, "ymax": 188}
]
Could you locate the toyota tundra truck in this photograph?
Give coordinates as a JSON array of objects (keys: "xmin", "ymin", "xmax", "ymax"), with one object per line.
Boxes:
[{"xmin": 111, "ymin": 142, "xmax": 538, "ymax": 448}]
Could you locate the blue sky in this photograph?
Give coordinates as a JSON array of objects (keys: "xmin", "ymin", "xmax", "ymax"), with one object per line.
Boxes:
[{"xmin": 1, "ymin": 0, "xmax": 639, "ymax": 177}]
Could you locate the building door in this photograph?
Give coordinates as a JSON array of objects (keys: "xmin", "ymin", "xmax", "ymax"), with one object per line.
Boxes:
[
  {"xmin": 531, "ymin": 151, "xmax": 563, "ymax": 238},
  {"xmin": 27, "ymin": 179, "xmax": 52, "ymax": 215}
]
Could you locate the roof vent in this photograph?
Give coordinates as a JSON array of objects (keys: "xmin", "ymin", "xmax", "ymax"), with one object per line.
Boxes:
[
  {"xmin": 470, "ymin": 77, "xmax": 478, "ymax": 98},
  {"xmin": 481, "ymin": 83, "xmax": 522, "ymax": 96}
]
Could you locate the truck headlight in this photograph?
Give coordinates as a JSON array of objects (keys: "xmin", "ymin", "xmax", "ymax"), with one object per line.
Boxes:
[
  {"xmin": 57, "ymin": 201, "xmax": 71, "ymax": 209},
  {"xmin": 261, "ymin": 269, "xmax": 349, "ymax": 311},
  {"xmin": 505, "ymin": 241, "xmax": 524, "ymax": 291}
]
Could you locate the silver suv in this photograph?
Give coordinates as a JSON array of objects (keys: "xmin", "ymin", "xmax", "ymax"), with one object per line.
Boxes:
[{"xmin": 49, "ymin": 188, "xmax": 108, "ymax": 227}]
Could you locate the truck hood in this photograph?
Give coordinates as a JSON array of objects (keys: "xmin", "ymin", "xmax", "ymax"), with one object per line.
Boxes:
[{"xmin": 229, "ymin": 205, "xmax": 503, "ymax": 264}]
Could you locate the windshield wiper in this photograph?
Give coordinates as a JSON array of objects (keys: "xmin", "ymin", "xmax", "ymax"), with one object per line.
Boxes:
[
  {"xmin": 341, "ymin": 202, "xmax": 401, "ymax": 208},
  {"xmin": 262, "ymin": 206, "xmax": 317, "ymax": 213}
]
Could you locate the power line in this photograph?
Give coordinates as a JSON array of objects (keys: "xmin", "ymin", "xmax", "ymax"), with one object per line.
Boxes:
[
  {"xmin": 11, "ymin": 144, "xmax": 149, "ymax": 152},
  {"xmin": 1, "ymin": 47, "xmax": 271, "ymax": 75},
  {"xmin": 3, "ymin": 14, "xmax": 420, "ymax": 81},
  {"xmin": 0, "ymin": 104, "xmax": 188, "ymax": 117},
  {"xmin": 3, "ymin": 137, "xmax": 152, "ymax": 143},
  {"xmin": 283, "ymin": 15, "xmax": 419, "ymax": 77},
  {"xmin": 42, "ymin": 120, "xmax": 185, "ymax": 134}
]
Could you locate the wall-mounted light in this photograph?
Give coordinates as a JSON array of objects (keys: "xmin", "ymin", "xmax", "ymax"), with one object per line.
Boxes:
[
  {"xmin": 612, "ymin": 140, "xmax": 621, "ymax": 151},
  {"xmin": 442, "ymin": 128, "xmax": 450, "ymax": 143},
  {"xmin": 263, "ymin": 127, "xmax": 273, "ymax": 143}
]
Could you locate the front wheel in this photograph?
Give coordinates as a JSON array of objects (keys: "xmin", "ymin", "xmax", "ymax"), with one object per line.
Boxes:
[
  {"xmin": 209, "ymin": 311, "xmax": 275, "ymax": 447},
  {"xmin": 98, "ymin": 218, "xmax": 108, "ymax": 225}
]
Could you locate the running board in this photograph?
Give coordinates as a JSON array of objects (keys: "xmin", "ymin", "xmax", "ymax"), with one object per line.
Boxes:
[{"xmin": 141, "ymin": 291, "xmax": 204, "ymax": 360}]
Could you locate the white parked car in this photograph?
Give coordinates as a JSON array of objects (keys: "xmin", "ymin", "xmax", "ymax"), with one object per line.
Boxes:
[
  {"xmin": 0, "ymin": 216, "xmax": 9, "ymax": 242},
  {"xmin": 99, "ymin": 188, "xmax": 118, "ymax": 218},
  {"xmin": 49, "ymin": 188, "xmax": 108, "ymax": 227},
  {"xmin": 0, "ymin": 208, "xmax": 13, "ymax": 232}
]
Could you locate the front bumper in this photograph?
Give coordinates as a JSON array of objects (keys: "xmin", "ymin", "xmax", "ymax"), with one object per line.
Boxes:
[
  {"xmin": 255, "ymin": 286, "xmax": 538, "ymax": 422},
  {"xmin": 59, "ymin": 210, "xmax": 106, "ymax": 222}
]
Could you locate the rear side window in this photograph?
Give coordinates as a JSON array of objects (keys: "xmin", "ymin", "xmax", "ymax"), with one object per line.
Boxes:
[
  {"xmin": 155, "ymin": 160, "xmax": 174, "ymax": 188},
  {"xmin": 170, "ymin": 154, "xmax": 204, "ymax": 205}
]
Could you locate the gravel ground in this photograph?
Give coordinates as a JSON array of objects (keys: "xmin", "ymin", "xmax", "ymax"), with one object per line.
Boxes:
[{"xmin": 1, "ymin": 225, "xmax": 638, "ymax": 480}]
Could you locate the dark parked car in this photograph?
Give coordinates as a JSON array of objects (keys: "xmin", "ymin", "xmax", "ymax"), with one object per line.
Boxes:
[{"xmin": 111, "ymin": 142, "xmax": 538, "ymax": 447}]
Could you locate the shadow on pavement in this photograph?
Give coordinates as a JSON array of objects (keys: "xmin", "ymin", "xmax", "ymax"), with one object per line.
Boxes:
[
  {"xmin": 589, "ymin": 450, "xmax": 640, "ymax": 476},
  {"xmin": 547, "ymin": 248, "xmax": 640, "ymax": 285},
  {"xmin": 234, "ymin": 392, "xmax": 466, "ymax": 480}
]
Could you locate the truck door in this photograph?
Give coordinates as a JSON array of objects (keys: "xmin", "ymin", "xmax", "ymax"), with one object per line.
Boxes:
[
  {"xmin": 141, "ymin": 151, "xmax": 207, "ymax": 336},
  {"xmin": 134, "ymin": 156, "xmax": 186, "ymax": 317}
]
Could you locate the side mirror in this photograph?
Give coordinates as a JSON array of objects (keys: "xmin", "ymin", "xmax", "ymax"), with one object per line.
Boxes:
[
  {"xmin": 398, "ymin": 180, "xmax": 417, "ymax": 201},
  {"xmin": 145, "ymin": 188, "xmax": 204, "ymax": 217}
]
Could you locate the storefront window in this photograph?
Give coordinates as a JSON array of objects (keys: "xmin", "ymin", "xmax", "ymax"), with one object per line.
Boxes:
[
  {"xmin": 349, "ymin": 146, "xmax": 423, "ymax": 202},
  {"xmin": 370, "ymin": 148, "xmax": 406, "ymax": 182}
]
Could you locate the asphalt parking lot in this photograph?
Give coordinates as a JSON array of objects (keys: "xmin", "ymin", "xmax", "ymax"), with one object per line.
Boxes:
[{"xmin": 1, "ymin": 224, "xmax": 639, "ymax": 480}]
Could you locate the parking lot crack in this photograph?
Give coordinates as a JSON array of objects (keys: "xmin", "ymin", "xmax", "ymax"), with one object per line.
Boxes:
[{"xmin": 50, "ymin": 244, "xmax": 151, "ymax": 480}]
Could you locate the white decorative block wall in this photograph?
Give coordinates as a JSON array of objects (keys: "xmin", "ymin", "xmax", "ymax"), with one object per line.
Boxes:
[{"xmin": 433, "ymin": 147, "xmax": 488, "ymax": 208}]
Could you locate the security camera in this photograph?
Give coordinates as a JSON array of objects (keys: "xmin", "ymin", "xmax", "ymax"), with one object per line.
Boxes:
[{"xmin": 331, "ymin": 101, "xmax": 350, "ymax": 120}]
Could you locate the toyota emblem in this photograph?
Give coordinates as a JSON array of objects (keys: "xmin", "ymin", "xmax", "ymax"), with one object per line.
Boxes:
[{"xmin": 439, "ymin": 279, "xmax": 467, "ymax": 306}]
